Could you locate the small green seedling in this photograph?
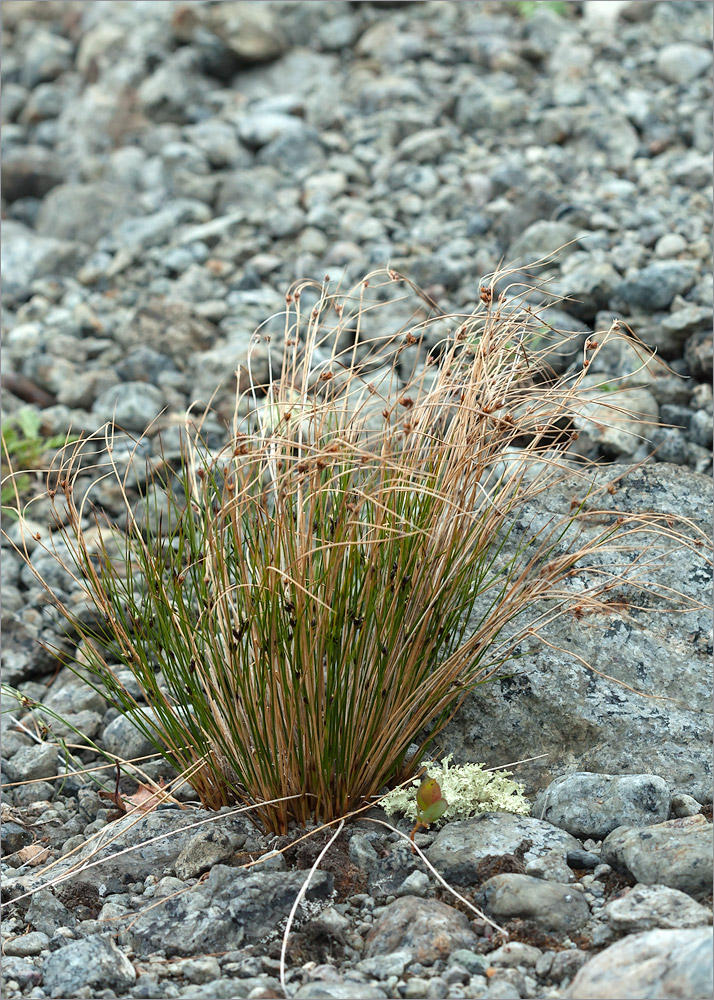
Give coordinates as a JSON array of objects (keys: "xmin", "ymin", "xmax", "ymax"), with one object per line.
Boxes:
[
  {"xmin": 410, "ymin": 775, "xmax": 448, "ymax": 851},
  {"xmin": 1, "ymin": 408, "xmax": 74, "ymax": 518}
]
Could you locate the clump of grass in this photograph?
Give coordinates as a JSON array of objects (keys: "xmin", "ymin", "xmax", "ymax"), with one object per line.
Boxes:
[{"xmin": 4, "ymin": 268, "xmax": 704, "ymax": 835}]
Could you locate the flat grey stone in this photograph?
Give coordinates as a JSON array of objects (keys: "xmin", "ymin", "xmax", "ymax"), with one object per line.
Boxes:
[
  {"xmin": 440, "ymin": 464, "xmax": 712, "ymax": 803},
  {"xmin": 477, "ymin": 874, "xmax": 591, "ymax": 934},
  {"xmin": 427, "ymin": 813, "xmax": 581, "ymax": 884},
  {"xmin": 2, "ymin": 743, "xmax": 57, "ymax": 783},
  {"xmin": 293, "ymin": 985, "xmax": 388, "ymax": 999},
  {"xmin": 601, "ymin": 815, "xmax": 714, "ymax": 899},
  {"xmin": 605, "ymin": 884, "xmax": 713, "ymax": 932}
]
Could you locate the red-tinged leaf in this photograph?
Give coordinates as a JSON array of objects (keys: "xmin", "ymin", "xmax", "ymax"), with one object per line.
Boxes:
[
  {"xmin": 419, "ymin": 797, "xmax": 448, "ymax": 825},
  {"xmin": 416, "ymin": 776, "xmax": 442, "ymax": 812}
]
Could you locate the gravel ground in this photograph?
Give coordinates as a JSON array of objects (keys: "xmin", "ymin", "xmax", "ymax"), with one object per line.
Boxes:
[{"xmin": 1, "ymin": 2, "xmax": 712, "ymax": 999}]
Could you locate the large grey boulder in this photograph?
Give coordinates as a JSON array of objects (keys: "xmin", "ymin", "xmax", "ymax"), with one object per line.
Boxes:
[
  {"xmin": 565, "ymin": 927, "xmax": 713, "ymax": 1000},
  {"xmin": 440, "ymin": 463, "xmax": 712, "ymax": 801},
  {"xmin": 6, "ymin": 808, "xmax": 252, "ymax": 897}
]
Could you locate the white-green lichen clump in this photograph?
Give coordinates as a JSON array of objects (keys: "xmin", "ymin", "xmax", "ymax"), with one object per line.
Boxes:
[{"xmin": 381, "ymin": 755, "xmax": 531, "ymax": 825}]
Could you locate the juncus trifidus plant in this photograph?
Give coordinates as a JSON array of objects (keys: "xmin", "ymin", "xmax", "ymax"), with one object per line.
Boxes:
[{"xmin": 5, "ymin": 268, "xmax": 705, "ymax": 834}]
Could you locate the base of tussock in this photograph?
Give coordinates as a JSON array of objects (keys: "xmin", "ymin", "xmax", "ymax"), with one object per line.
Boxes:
[{"xmin": 4, "ymin": 267, "xmax": 706, "ymax": 835}]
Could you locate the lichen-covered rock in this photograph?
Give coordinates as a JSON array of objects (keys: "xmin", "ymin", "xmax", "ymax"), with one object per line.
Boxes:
[
  {"xmin": 426, "ymin": 812, "xmax": 582, "ymax": 884},
  {"xmin": 125, "ymin": 864, "xmax": 333, "ymax": 958},
  {"xmin": 441, "ymin": 463, "xmax": 713, "ymax": 802},
  {"xmin": 42, "ymin": 934, "xmax": 136, "ymax": 998}
]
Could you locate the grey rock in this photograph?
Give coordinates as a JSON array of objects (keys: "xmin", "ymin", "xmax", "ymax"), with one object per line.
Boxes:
[
  {"xmin": 533, "ymin": 773, "xmax": 671, "ymax": 840},
  {"xmin": 183, "ymin": 118, "xmax": 245, "ymax": 169},
  {"xmin": 356, "ymin": 948, "xmax": 412, "ymax": 978},
  {"xmin": 367, "ymin": 842, "xmax": 424, "ymax": 897},
  {"xmin": 257, "ymin": 127, "xmax": 326, "ymax": 173},
  {"xmin": 649, "ymin": 427, "xmax": 689, "ymax": 465},
  {"xmin": 685, "ymin": 330, "xmax": 714, "ymax": 383},
  {"xmin": 448, "ymin": 949, "xmax": 490, "ymax": 975},
  {"xmin": 549, "ymin": 949, "xmax": 589, "ymax": 985},
  {"xmin": 565, "ymin": 927, "xmax": 713, "ymax": 1000},
  {"xmin": 105, "ymin": 200, "xmax": 211, "ymax": 252},
  {"xmin": 487, "ymin": 941, "xmax": 542, "ymax": 967},
  {"xmin": 441, "ymin": 463, "xmax": 712, "ymax": 803},
  {"xmin": 20, "ymin": 28, "xmax": 73, "ymax": 89},
  {"xmin": 174, "ymin": 827, "xmax": 245, "ymax": 880},
  {"xmin": 552, "ymin": 258, "xmax": 620, "ymax": 322},
  {"xmin": 601, "ymin": 815, "xmax": 713, "ymax": 899},
  {"xmin": 427, "ymin": 813, "xmax": 583, "ymax": 884},
  {"xmin": 3, "ymin": 931, "xmax": 50, "ymax": 956},
  {"xmin": 456, "ymin": 81, "xmax": 530, "ymax": 131},
  {"xmin": 237, "ymin": 111, "xmax": 309, "ymax": 149},
  {"xmin": 477, "ymin": 874, "xmax": 591, "ymax": 933},
  {"xmin": 1, "ymin": 220, "xmax": 84, "ymax": 301},
  {"xmin": 689, "ymin": 410, "xmax": 713, "ymax": 449},
  {"xmin": 26, "ymin": 889, "xmax": 75, "ymax": 936},
  {"xmin": 14, "ymin": 780, "xmax": 55, "ymax": 806},
  {"xmin": 293, "ymin": 984, "xmax": 388, "ymax": 999},
  {"xmin": 125, "ymin": 863, "xmax": 333, "ymax": 957},
  {"xmin": 605, "ymin": 884, "xmax": 713, "ymax": 932},
  {"xmin": 42, "ymin": 934, "xmax": 136, "ymax": 998},
  {"xmin": 92, "ymin": 381, "xmax": 165, "ymax": 433},
  {"xmin": 508, "ymin": 221, "xmax": 577, "ymax": 268},
  {"xmin": 654, "ymin": 233, "xmax": 688, "ymax": 259},
  {"xmin": 524, "ymin": 849, "xmax": 575, "ymax": 884},
  {"xmin": 9, "ymin": 810, "xmax": 250, "ymax": 896},
  {"xmin": 364, "ymin": 895, "xmax": 477, "ymax": 963},
  {"xmin": 656, "ymin": 43, "xmax": 712, "ymax": 85},
  {"xmin": 115, "ymin": 300, "xmax": 216, "ymax": 367},
  {"xmin": 35, "ymin": 183, "xmax": 134, "ymax": 246},
  {"xmin": 575, "ymin": 382, "xmax": 659, "ymax": 456},
  {"xmin": 137, "ymin": 48, "xmax": 211, "ymax": 124},
  {"xmin": 1, "ymin": 821, "xmax": 34, "ymax": 855},
  {"xmin": 182, "ymin": 1, "xmax": 288, "ymax": 64},
  {"xmin": 1, "ymin": 145, "xmax": 65, "ymax": 202},
  {"xmin": 0, "ymin": 955, "xmax": 42, "ymax": 989},
  {"xmin": 395, "ymin": 869, "xmax": 431, "ymax": 898},
  {"xmin": 100, "ymin": 709, "xmax": 163, "ymax": 761},
  {"xmin": 2, "ymin": 742, "xmax": 57, "ymax": 782},
  {"xmin": 610, "ymin": 262, "xmax": 700, "ymax": 314},
  {"xmin": 670, "ymin": 793, "xmax": 703, "ymax": 818}
]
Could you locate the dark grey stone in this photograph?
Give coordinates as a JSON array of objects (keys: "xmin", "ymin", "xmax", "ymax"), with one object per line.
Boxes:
[
  {"xmin": 610, "ymin": 262, "xmax": 700, "ymax": 314},
  {"xmin": 125, "ymin": 864, "xmax": 333, "ymax": 957}
]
